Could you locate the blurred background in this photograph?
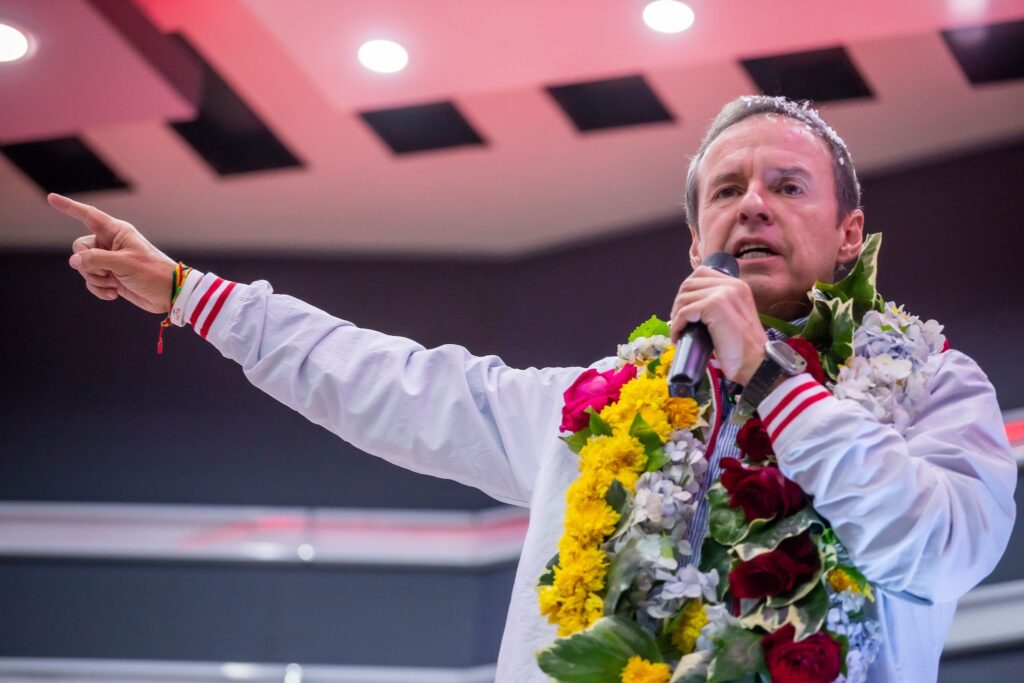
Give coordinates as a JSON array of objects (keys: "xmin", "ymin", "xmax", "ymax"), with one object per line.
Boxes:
[{"xmin": 1, "ymin": 1, "xmax": 1023, "ymax": 681}]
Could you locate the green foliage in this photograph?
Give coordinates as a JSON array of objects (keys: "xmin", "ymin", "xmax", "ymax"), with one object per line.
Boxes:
[
  {"xmin": 604, "ymin": 536, "xmax": 644, "ymax": 615},
  {"xmin": 699, "ymin": 536, "xmax": 733, "ymax": 601},
  {"xmin": 629, "ymin": 315, "xmax": 672, "ymax": 343},
  {"xmin": 758, "ymin": 314, "xmax": 803, "ymax": 338},
  {"xmin": 800, "ymin": 233, "xmax": 884, "ymax": 379},
  {"xmin": 628, "ymin": 412, "xmax": 669, "ymax": 472},
  {"xmin": 731, "ymin": 508, "xmax": 822, "ymax": 561},
  {"xmin": 740, "ymin": 581, "xmax": 829, "ymax": 640},
  {"xmin": 707, "ymin": 485, "xmax": 771, "ymax": 547},
  {"xmin": 589, "ymin": 408, "xmax": 613, "ymax": 436},
  {"xmin": 538, "ymin": 552, "xmax": 560, "ymax": 587},
  {"xmin": 670, "ymin": 650, "xmax": 714, "ymax": 682},
  {"xmin": 536, "ymin": 616, "xmax": 663, "ymax": 683},
  {"xmin": 606, "ymin": 479, "xmax": 634, "ymax": 541},
  {"xmin": 707, "ymin": 626, "xmax": 769, "ymax": 683}
]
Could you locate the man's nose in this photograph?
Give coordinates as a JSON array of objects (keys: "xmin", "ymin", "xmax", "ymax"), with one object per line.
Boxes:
[{"xmin": 738, "ymin": 185, "xmax": 772, "ymax": 224}]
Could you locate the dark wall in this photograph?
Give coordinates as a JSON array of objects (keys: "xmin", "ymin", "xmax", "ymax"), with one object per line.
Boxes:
[{"xmin": 2, "ymin": 140, "xmax": 1023, "ymax": 510}]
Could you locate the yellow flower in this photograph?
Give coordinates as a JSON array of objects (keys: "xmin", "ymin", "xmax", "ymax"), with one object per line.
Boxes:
[
  {"xmin": 620, "ymin": 655, "xmax": 671, "ymax": 683},
  {"xmin": 665, "ymin": 396, "xmax": 699, "ymax": 430},
  {"xmin": 827, "ymin": 567, "xmax": 875, "ymax": 601},
  {"xmin": 579, "ymin": 432, "xmax": 648, "ymax": 488},
  {"xmin": 671, "ymin": 599, "xmax": 708, "ymax": 654},
  {"xmin": 542, "ymin": 546, "xmax": 609, "ymax": 636},
  {"xmin": 600, "ymin": 375, "xmax": 674, "ymax": 440},
  {"xmin": 655, "ymin": 345, "xmax": 675, "ymax": 378},
  {"xmin": 562, "ymin": 498, "xmax": 620, "ymax": 549}
]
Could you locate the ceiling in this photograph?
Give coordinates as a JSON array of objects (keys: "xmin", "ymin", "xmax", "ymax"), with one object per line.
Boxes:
[{"xmin": 1, "ymin": 0, "xmax": 1023, "ymax": 256}]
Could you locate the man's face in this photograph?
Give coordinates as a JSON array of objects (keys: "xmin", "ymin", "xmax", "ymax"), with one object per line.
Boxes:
[{"xmin": 689, "ymin": 114, "xmax": 863, "ymax": 320}]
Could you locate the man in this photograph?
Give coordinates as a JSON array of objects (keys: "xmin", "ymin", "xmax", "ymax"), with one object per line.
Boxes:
[{"xmin": 53, "ymin": 96, "xmax": 1015, "ymax": 681}]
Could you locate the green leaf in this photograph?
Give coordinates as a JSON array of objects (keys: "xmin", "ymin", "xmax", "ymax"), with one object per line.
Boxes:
[
  {"xmin": 707, "ymin": 486, "xmax": 747, "ymax": 546},
  {"xmin": 827, "ymin": 297, "xmax": 856, "ymax": 375},
  {"xmin": 629, "ymin": 412, "xmax": 668, "ymax": 472},
  {"xmin": 801, "ymin": 293, "xmax": 833, "ymax": 347},
  {"xmin": 731, "ymin": 507, "xmax": 823, "ymax": 561},
  {"xmin": 560, "ymin": 426, "xmax": 592, "ymax": 454},
  {"xmin": 629, "ymin": 315, "xmax": 671, "ymax": 343},
  {"xmin": 699, "ymin": 536, "xmax": 732, "ymax": 601},
  {"xmin": 739, "ymin": 581, "xmax": 829, "ymax": 640},
  {"xmin": 670, "ymin": 650, "xmax": 714, "ymax": 683},
  {"xmin": 537, "ymin": 552, "xmax": 560, "ymax": 587},
  {"xmin": 707, "ymin": 485, "xmax": 772, "ymax": 547},
  {"xmin": 588, "ymin": 408, "xmax": 613, "ymax": 437},
  {"xmin": 604, "ymin": 537, "xmax": 645, "ymax": 615},
  {"xmin": 707, "ymin": 626, "xmax": 767, "ymax": 683},
  {"xmin": 831, "ymin": 232, "xmax": 883, "ymax": 323},
  {"xmin": 758, "ymin": 314, "xmax": 803, "ymax": 338},
  {"xmin": 536, "ymin": 616, "xmax": 662, "ymax": 683}
]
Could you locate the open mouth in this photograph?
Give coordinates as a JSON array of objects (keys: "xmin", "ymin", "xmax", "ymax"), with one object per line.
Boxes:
[{"xmin": 734, "ymin": 244, "xmax": 779, "ymax": 260}]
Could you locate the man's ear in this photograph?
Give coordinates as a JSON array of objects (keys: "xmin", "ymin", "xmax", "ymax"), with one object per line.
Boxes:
[
  {"xmin": 836, "ymin": 209, "xmax": 864, "ymax": 266},
  {"xmin": 688, "ymin": 224, "xmax": 701, "ymax": 269}
]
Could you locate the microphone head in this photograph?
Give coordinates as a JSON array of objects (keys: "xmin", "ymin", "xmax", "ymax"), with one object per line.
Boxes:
[{"xmin": 702, "ymin": 251, "xmax": 739, "ymax": 278}]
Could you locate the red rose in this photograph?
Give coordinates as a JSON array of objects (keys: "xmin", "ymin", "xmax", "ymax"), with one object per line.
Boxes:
[
  {"xmin": 728, "ymin": 532, "xmax": 820, "ymax": 600},
  {"xmin": 761, "ymin": 623, "xmax": 842, "ymax": 683},
  {"xmin": 720, "ymin": 458, "xmax": 805, "ymax": 522},
  {"xmin": 559, "ymin": 364, "xmax": 637, "ymax": 432},
  {"xmin": 736, "ymin": 417, "xmax": 774, "ymax": 462},
  {"xmin": 786, "ymin": 338, "xmax": 827, "ymax": 385}
]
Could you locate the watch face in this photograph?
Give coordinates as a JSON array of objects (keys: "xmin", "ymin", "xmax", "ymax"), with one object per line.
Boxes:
[{"xmin": 766, "ymin": 340, "xmax": 807, "ymax": 374}]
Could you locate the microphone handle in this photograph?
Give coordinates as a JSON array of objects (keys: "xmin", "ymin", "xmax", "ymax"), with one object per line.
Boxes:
[{"xmin": 668, "ymin": 323, "xmax": 711, "ymax": 398}]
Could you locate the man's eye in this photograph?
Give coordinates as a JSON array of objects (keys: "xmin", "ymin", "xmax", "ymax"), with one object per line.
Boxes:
[
  {"xmin": 781, "ymin": 183, "xmax": 803, "ymax": 196},
  {"xmin": 714, "ymin": 187, "xmax": 739, "ymax": 199}
]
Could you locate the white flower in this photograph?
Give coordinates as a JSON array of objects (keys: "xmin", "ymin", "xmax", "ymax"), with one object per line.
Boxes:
[
  {"xmin": 695, "ymin": 604, "xmax": 740, "ymax": 652},
  {"xmin": 617, "ymin": 335, "xmax": 672, "ymax": 367},
  {"xmin": 645, "ymin": 566, "xmax": 718, "ymax": 619}
]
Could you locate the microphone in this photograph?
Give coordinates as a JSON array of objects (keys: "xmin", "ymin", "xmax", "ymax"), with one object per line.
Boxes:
[{"xmin": 667, "ymin": 251, "xmax": 740, "ymax": 398}]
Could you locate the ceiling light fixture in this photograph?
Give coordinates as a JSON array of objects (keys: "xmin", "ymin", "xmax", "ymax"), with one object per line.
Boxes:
[
  {"xmin": 358, "ymin": 39, "xmax": 408, "ymax": 74},
  {"xmin": 642, "ymin": 0, "xmax": 696, "ymax": 34},
  {"xmin": 0, "ymin": 21, "xmax": 31, "ymax": 62}
]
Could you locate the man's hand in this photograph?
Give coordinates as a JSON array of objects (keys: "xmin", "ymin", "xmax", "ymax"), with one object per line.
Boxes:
[
  {"xmin": 670, "ymin": 266, "xmax": 768, "ymax": 385},
  {"xmin": 49, "ymin": 193, "xmax": 178, "ymax": 314}
]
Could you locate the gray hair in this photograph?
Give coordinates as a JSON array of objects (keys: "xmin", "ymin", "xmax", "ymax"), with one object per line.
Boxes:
[{"xmin": 684, "ymin": 96, "xmax": 861, "ymax": 229}]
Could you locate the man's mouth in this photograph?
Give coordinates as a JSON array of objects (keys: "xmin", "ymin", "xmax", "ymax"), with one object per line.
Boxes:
[{"xmin": 734, "ymin": 243, "xmax": 779, "ymax": 260}]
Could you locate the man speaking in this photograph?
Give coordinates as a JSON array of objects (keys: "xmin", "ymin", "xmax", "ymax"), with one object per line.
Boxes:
[{"xmin": 51, "ymin": 96, "xmax": 1016, "ymax": 682}]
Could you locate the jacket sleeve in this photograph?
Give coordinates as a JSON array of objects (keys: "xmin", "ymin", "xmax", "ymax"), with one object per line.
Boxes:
[
  {"xmin": 755, "ymin": 350, "xmax": 1017, "ymax": 604},
  {"xmin": 186, "ymin": 275, "xmax": 585, "ymax": 507}
]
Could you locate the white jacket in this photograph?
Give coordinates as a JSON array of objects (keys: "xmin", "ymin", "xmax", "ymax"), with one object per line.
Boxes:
[{"xmin": 180, "ymin": 273, "xmax": 1017, "ymax": 682}]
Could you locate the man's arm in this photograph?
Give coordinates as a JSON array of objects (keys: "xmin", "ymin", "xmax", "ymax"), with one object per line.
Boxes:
[
  {"xmin": 52, "ymin": 193, "xmax": 582, "ymax": 507},
  {"xmin": 757, "ymin": 351, "xmax": 1017, "ymax": 604}
]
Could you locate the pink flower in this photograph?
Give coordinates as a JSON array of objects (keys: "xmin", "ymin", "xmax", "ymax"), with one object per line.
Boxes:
[{"xmin": 560, "ymin": 364, "xmax": 638, "ymax": 432}]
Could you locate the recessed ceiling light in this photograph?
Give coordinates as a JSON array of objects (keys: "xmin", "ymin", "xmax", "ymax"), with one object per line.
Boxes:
[
  {"xmin": 0, "ymin": 22, "xmax": 31, "ymax": 62},
  {"xmin": 358, "ymin": 39, "xmax": 408, "ymax": 74},
  {"xmin": 643, "ymin": 0, "xmax": 696, "ymax": 34}
]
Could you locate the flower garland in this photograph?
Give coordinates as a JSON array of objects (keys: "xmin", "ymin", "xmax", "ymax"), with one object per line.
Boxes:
[{"xmin": 536, "ymin": 234, "xmax": 946, "ymax": 683}]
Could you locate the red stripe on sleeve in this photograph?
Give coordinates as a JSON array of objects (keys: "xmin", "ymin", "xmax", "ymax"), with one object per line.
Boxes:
[
  {"xmin": 768, "ymin": 392, "xmax": 829, "ymax": 441},
  {"xmin": 188, "ymin": 277, "xmax": 224, "ymax": 328},
  {"xmin": 199, "ymin": 281, "xmax": 237, "ymax": 340},
  {"xmin": 762, "ymin": 380, "xmax": 820, "ymax": 429}
]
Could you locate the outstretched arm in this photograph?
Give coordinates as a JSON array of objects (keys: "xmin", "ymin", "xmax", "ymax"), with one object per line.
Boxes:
[{"xmin": 51, "ymin": 194, "xmax": 581, "ymax": 506}]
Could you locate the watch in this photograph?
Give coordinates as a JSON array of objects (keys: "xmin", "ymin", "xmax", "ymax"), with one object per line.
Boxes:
[{"xmin": 735, "ymin": 340, "xmax": 808, "ymax": 419}]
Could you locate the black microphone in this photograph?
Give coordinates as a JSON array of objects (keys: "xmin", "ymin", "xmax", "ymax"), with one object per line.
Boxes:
[{"xmin": 667, "ymin": 251, "xmax": 740, "ymax": 398}]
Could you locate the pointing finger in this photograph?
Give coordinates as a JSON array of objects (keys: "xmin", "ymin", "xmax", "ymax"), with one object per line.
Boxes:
[{"xmin": 48, "ymin": 193, "xmax": 118, "ymax": 240}]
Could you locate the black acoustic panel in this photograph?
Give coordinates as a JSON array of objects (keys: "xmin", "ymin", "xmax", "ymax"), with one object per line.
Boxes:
[
  {"xmin": 168, "ymin": 34, "xmax": 302, "ymax": 176},
  {"xmin": 546, "ymin": 75, "xmax": 674, "ymax": 132},
  {"xmin": 85, "ymin": 0, "xmax": 202, "ymax": 107},
  {"xmin": 741, "ymin": 46, "xmax": 873, "ymax": 103},
  {"xmin": 360, "ymin": 102, "xmax": 486, "ymax": 155},
  {"xmin": 943, "ymin": 19, "xmax": 1024, "ymax": 85},
  {"xmin": 0, "ymin": 137, "xmax": 129, "ymax": 195}
]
